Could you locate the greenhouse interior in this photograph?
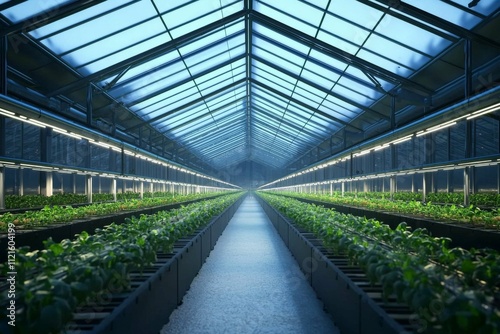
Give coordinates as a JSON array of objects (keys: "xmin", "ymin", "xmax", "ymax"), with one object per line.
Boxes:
[{"xmin": 1, "ymin": 1, "xmax": 500, "ymax": 333}]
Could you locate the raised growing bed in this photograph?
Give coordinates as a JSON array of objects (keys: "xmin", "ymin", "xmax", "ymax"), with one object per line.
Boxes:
[
  {"xmin": 2, "ymin": 194, "xmax": 244, "ymax": 334},
  {"xmin": 286, "ymin": 196, "xmax": 500, "ymax": 251},
  {"xmin": 257, "ymin": 195, "xmax": 416, "ymax": 334},
  {"xmin": 0, "ymin": 195, "xmax": 222, "ymax": 262}
]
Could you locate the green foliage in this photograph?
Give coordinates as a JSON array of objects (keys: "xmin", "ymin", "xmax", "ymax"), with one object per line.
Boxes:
[
  {"xmin": 259, "ymin": 192, "xmax": 500, "ymax": 333},
  {"xmin": 0, "ymin": 192, "xmax": 243, "ymax": 333},
  {"xmin": 0, "ymin": 192, "xmax": 227, "ymax": 232},
  {"xmin": 278, "ymin": 191, "xmax": 500, "ymax": 229}
]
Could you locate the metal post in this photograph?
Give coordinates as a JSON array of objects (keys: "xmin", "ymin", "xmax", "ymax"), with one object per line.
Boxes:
[
  {"xmin": 45, "ymin": 172, "xmax": 53, "ymax": 197},
  {"xmin": 86, "ymin": 175, "xmax": 92, "ymax": 203},
  {"xmin": 0, "ymin": 33, "xmax": 7, "ymax": 95},
  {"xmin": 0, "ymin": 167, "xmax": 4, "ymax": 209},
  {"xmin": 464, "ymin": 167, "xmax": 470, "ymax": 207},
  {"xmin": 112, "ymin": 178, "xmax": 117, "ymax": 202},
  {"xmin": 390, "ymin": 176, "xmax": 396, "ymax": 201},
  {"xmin": 18, "ymin": 167, "xmax": 23, "ymax": 196},
  {"xmin": 140, "ymin": 181, "xmax": 143, "ymax": 200}
]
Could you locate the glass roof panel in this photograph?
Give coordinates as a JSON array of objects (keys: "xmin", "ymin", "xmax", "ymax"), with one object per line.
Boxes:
[
  {"xmin": 363, "ymin": 34, "xmax": 430, "ymax": 69},
  {"xmin": 331, "ymin": 82, "xmax": 373, "ymax": 106},
  {"xmin": 308, "ymin": 49, "xmax": 349, "ymax": 72},
  {"xmin": 403, "ymin": 0, "xmax": 483, "ymax": 28},
  {"xmin": 449, "ymin": 0, "xmax": 500, "ymax": 16},
  {"xmin": 335, "ymin": 76, "xmax": 382, "ymax": 103},
  {"xmin": 36, "ymin": 2, "xmax": 159, "ymax": 55},
  {"xmin": 164, "ymin": 1, "xmax": 243, "ymax": 38},
  {"xmin": 252, "ymin": 63, "xmax": 296, "ymax": 92},
  {"xmin": 327, "ymin": 0, "xmax": 382, "ymax": 30},
  {"xmin": 71, "ymin": 34, "xmax": 170, "ymax": 74},
  {"xmin": 178, "ymin": 20, "xmax": 244, "ymax": 55},
  {"xmin": 320, "ymin": 13, "xmax": 366, "ymax": 49},
  {"xmin": 253, "ymin": 24, "xmax": 311, "ymax": 54},
  {"xmin": 188, "ymin": 45, "xmax": 246, "ymax": 76},
  {"xmin": 102, "ymin": 50, "xmax": 179, "ymax": 91},
  {"xmin": 254, "ymin": 0, "xmax": 323, "ymax": 36},
  {"xmin": 375, "ymin": 14, "xmax": 454, "ymax": 58},
  {"xmin": 29, "ymin": 0, "xmax": 137, "ymax": 39},
  {"xmin": 253, "ymin": 40, "xmax": 306, "ymax": 70},
  {"xmin": 1, "ymin": 0, "xmax": 75, "ymax": 23},
  {"xmin": 113, "ymin": 61, "xmax": 188, "ymax": 103},
  {"xmin": 302, "ymin": 61, "xmax": 340, "ymax": 88},
  {"xmin": 291, "ymin": 88, "xmax": 322, "ymax": 109},
  {"xmin": 133, "ymin": 83, "xmax": 200, "ymax": 116}
]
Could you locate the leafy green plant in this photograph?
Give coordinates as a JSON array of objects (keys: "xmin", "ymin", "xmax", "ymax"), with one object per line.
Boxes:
[
  {"xmin": 276, "ymin": 191, "xmax": 500, "ymax": 229},
  {"xmin": 0, "ymin": 191, "xmax": 230, "ymax": 232},
  {"xmin": 259, "ymin": 192, "xmax": 500, "ymax": 333},
  {"xmin": 0, "ymin": 192, "xmax": 243, "ymax": 333}
]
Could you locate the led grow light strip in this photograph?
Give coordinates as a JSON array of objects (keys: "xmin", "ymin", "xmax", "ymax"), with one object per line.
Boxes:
[{"xmin": 466, "ymin": 102, "xmax": 500, "ymax": 120}]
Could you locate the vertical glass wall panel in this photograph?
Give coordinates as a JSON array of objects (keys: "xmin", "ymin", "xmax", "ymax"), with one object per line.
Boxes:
[
  {"xmin": 475, "ymin": 166, "xmax": 498, "ymax": 191},
  {"xmin": 475, "ymin": 118, "xmax": 499, "ymax": 157},
  {"xmin": 450, "ymin": 122, "xmax": 466, "ymax": 160},
  {"xmin": 4, "ymin": 118, "xmax": 22, "ymax": 159},
  {"xmin": 4, "ymin": 168, "xmax": 17, "ymax": 195},
  {"xmin": 434, "ymin": 171, "xmax": 449, "ymax": 192},
  {"xmin": 75, "ymin": 174, "xmax": 86, "ymax": 194},
  {"xmin": 23, "ymin": 125, "xmax": 41, "ymax": 160},
  {"xmin": 434, "ymin": 131, "xmax": 449, "ymax": 163},
  {"xmin": 25, "ymin": 170, "xmax": 41, "ymax": 195}
]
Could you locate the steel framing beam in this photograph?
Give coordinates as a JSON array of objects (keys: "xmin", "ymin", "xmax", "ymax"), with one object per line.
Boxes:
[
  {"xmin": 46, "ymin": 9, "xmax": 248, "ymax": 97},
  {"xmin": 251, "ymin": 78, "xmax": 363, "ymax": 131},
  {"xmin": 127, "ymin": 78, "xmax": 246, "ymax": 131},
  {"xmin": 252, "ymin": 90, "xmax": 342, "ymax": 132},
  {"xmin": 3, "ymin": 0, "xmax": 109, "ymax": 36},
  {"xmin": 251, "ymin": 10, "xmax": 433, "ymax": 95},
  {"xmin": 253, "ymin": 54, "xmax": 389, "ymax": 121},
  {"xmin": 363, "ymin": 0, "xmax": 500, "ymax": 50}
]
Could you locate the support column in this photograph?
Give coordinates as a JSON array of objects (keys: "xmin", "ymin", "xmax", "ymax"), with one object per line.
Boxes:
[
  {"xmin": 0, "ymin": 33, "xmax": 7, "ymax": 95},
  {"xmin": 112, "ymin": 178, "xmax": 117, "ymax": 202},
  {"xmin": 464, "ymin": 167, "xmax": 470, "ymax": 207},
  {"xmin": 140, "ymin": 181, "xmax": 144, "ymax": 200},
  {"xmin": 87, "ymin": 84, "xmax": 93, "ymax": 127},
  {"xmin": 43, "ymin": 172, "xmax": 53, "ymax": 197},
  {"xmin": 86, "ymin": 175, "xmax": 92, "ymax": 203},
  {"xmin": 0, "ymin": 167, "xmax": 5, "ymax": 209},
  {"xmin": 390, "ymin": 176, "xmax": 396, "ymax": 201},
  {"xmin": 18, "ymin": 168, "xmax": 23, "ymax": 196}
]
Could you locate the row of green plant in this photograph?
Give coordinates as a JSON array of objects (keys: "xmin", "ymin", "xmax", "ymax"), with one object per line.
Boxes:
[
  {"xmin": 0, "ymin": 192, "xmax": 228, "ymax": 232},
  {"xmin": 276, "ymin": 191, "xmax": 500, "ymax": 229},
  {"xmin": 329, "ymin": 191, "xmax": 500, "ymax": 207},
  {"xmin": 4, "ymin": 191, "xmax": 193, "ymax": 209},
  {"xmin": 0, "ymin": 192, "xmax": 242, "ymax": 334},
  {"xmin": 259, "ymin": 192, "xmax": 500, "ymax": 333}
]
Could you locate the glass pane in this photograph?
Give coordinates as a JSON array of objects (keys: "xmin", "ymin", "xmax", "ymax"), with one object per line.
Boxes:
[
  {"xmin": 404, "ymin": 0, "xmax": 482, "ymax": 28},
  {"xmin": 1, "ymin": 0, "xmax": 74, "ymax": 23},
  {"xmin": 254, "ymin": 0, "xmax": 323, "ymax": 36},
  {"xmin": 376, "ymin": 14, "xmax": 453, "ymax": 57}
]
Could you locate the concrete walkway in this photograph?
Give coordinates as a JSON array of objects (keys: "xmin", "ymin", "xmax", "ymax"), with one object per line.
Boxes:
[{"xmin": 161, "ymin": 195, "xmax": 339, "ymax": 334}]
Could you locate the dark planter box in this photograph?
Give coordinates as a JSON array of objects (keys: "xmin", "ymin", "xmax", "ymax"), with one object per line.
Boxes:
[
  {"xmin": 0, "ymin": 197, "xmax": 219, "ymax": 262},
  {"xmin": 257, "ymin": 196, "xmax": 411, "ymax": 334},
  {"xmin": 92, "ymin": 254, "xmax": 179, "ymax": 334},
  {"xmin": 289, "ymin": 196, "xmax": 500, "ymax": 251},
  {"xmin": 1, "ymin": 195, "xmax": 245, "ymax": 334},
  {"xmin": 175, "ymin": 235, "xmax": 202, "ymax": 305}
]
